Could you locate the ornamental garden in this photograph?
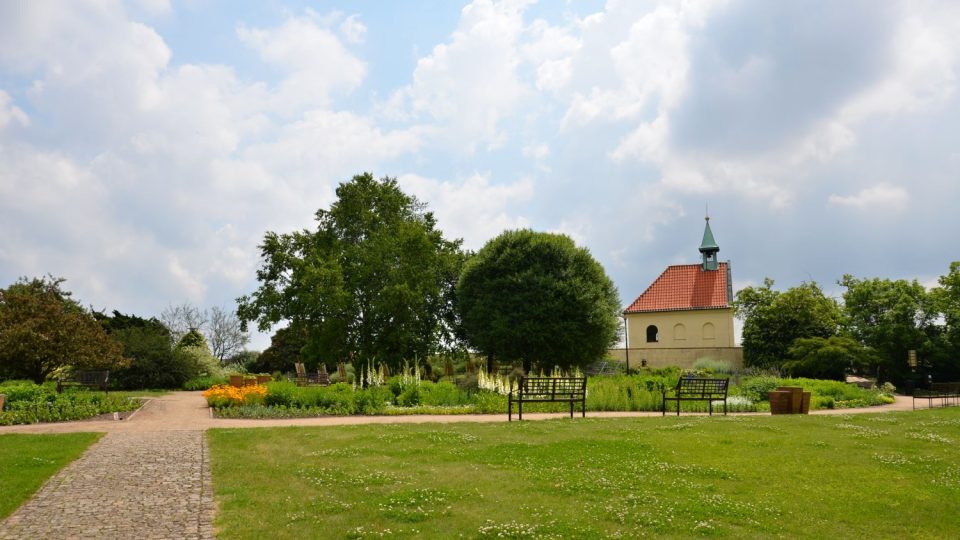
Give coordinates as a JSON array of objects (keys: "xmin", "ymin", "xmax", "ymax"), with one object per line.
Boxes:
[{"xmin": 2, "ymin": 174, "xmax": 960, "ymax": 537}]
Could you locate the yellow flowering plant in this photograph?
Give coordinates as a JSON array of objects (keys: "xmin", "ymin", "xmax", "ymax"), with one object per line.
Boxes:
[{"xmin": 202, "ymin": 384, "xmax": 267, "ymax": 408}]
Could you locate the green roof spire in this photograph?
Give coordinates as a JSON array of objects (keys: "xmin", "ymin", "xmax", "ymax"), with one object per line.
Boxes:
[{"xmin": 699, "ymin": 215, "xmax": 719, "ymax": 270}]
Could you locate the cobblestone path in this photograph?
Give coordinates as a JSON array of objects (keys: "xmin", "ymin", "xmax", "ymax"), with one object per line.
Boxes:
[{"xmin": 0, "ymin": 430, "xmax": 214, "ymax": 540}]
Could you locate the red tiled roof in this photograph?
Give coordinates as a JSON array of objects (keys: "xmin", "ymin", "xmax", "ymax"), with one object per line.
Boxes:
[{"xmin": 624, "ymin": 263, "xmax": 730, "ymax": 313}]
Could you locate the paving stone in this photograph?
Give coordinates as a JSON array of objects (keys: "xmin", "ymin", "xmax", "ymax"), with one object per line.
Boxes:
[{"xmin": 0, "ymin": 431, "xmax": 213, "ymax": 540}]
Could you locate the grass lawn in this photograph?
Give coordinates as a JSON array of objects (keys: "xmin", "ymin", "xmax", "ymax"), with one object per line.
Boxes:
[
  {"xmin": 209, "ymin": 408, "xmax": 960, "ymax": 539},
  {"xmin": 0, "ymin": 433, "xmax": 102, "ymax": 519}
]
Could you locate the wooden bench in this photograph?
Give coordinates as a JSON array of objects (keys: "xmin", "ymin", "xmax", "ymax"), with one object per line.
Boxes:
[
  {"xmin": 913, "ymin": 382, "xmax": 960, "ymax": 409},
  {"xmin": 293, "ymin": 362, "xmax": 330, "ymax": 387},
  {"xmin": 57, "ymin": 370, "xmax": 110, "ymax": 393},
  {"xmin": 662, "ymin": 377, "xmax": 729, "ymax": 416},
  {"xmin": 508, "ymin": 376, "xmax": 587, "ymax": 421}
]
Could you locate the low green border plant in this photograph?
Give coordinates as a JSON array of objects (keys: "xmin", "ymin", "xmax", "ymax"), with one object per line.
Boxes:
[{"xmin": 0, "ymin": 381, "xmax": 143, "ymax": 425}]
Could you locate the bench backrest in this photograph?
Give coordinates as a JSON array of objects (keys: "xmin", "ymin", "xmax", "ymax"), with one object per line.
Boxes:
[
  {"xmin": 930, "ymin": 382, "xmax": 960, "ymax": 393},
  {"xmin": 76, "ymin": 370, "xmax": 109, "ymax": 385},
  {"xmin": 674, "ymin": 377, "xmax": 728, "ymax": 397},
  {"xmin": 519, "ymin": 377, "xmax": 586, "ymax": 397}
]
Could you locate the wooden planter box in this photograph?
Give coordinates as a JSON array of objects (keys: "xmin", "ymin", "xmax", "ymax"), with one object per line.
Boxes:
[
  {"xmin": 768, "ymin": 391, "xmax": 793, "ymax": 414},
  {"xmin": 229, "ymin": 375, "xmax": 244, "ymax": 388},
  {"xmin": 256, "ymin": 375, "xmax": 272, "ymax": 385},
  {"xmin": 769, "ymin": 387, "xmax": 812, "ymax": 414},
  {"xmin": 0, "ymin": 393, "xmax": 5, "ymax": 412}
]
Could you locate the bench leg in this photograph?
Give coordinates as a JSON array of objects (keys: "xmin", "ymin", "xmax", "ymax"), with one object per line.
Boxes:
[
  {"xmin": 582, "ymin": 397, "xmax": 586, "ymax": 418},
  {"xmin": 508, "ymin": 396, "xmax": 513, "ymax": 422},
  {"xmin": 709, "ymin": 400, "xmax": 713, "ymax": 416},
  {"xmin": 519, "ymin": 400, "xmax": 523, "ymax": 421},
  {"xmin": 569, "ymin": 400, "xmax": 574, "ymax": 419}
]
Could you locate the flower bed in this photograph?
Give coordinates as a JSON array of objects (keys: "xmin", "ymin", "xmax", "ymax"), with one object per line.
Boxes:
[
  {"xmin": 0, "ymin": 380, "xmax": 142, "ymax": 425},
  {"xmin": 201, "ymin": 367, "xmax": 896, "ymax": 419}
]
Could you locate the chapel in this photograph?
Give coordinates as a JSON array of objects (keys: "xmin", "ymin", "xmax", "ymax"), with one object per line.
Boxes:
[{"xmin": 621, "ymin": 217, "xmax": 742, "ymax": 369}]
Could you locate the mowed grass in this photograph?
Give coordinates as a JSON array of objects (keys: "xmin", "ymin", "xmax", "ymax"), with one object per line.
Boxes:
[
  {"xmin": 209, "ymin": 409, "xmax": 960, "ymax": 539},
  {"xmin": 0, "ymin": 433, "xmax": 102, "ymax": 519}
]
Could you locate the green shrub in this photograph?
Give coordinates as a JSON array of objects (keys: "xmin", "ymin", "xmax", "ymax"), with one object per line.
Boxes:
[
  {"xmin": 0, "ymin": 380, "xmax": 46, "ymax": 403},
  {"xmin": 354, "ymin": 387, "xmax": 393, "ymax": 414},
  {"xmin": 587, "ymin": 376, "xmax": 662, "ymax": 412},
  {"xmin": 474, "ymin": 391, "xmax": 507, "ymax": 413},
  {"xmin": 419, "ymin": 381, "xmax": 469, "ymax": 406},
  {"xmin": 0, "ymin": 382, "xmax": 141, "ymax": 425},
  {"xmin": 737, "ymin": 376, "xmax": 781, "ymax": 402},
  {"xmin": 183, "ymin": 375, "xmax": 227, "ymax": 391},
  {"xmin": 316, "ymin": 384, "xmax": 356, "ymax": 414},
  {"xmin": 397, "ymin": 385, "xmax": 422, "ymax": 407},
  {"xmin": 264, "ymin": 381, "xmax": 297, "ymax": 407},
  {"xmin": 692, "ymin": 358, "xmax": 736, "ymax": 375},
  {"xmin": 735, "ymin": 376, "xmax": 893, "ymax": 409},
  {"xmin": 456, "ymin": 373, "xmax": 479, "ymax": 393}
]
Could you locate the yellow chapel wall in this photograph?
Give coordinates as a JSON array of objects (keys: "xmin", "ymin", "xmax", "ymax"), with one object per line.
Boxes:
[
  {"xmin": 626, "ymin": 308, "xmax": 735, "ymax": 349},
  {"xmin": 612, "ymin": 308, "xmax": 742, "ymax": 369}
]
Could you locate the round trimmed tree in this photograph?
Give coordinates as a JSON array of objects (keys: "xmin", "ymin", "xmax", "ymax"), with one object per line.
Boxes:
[{"xmin": 456, "ymin": 229, "xmax": 621, "ymax": 373}]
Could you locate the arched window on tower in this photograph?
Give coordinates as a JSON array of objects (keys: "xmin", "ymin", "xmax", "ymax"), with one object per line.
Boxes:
[{"xmin": 646, "ymin": 325, "xmax": 659, "ymax": 343}]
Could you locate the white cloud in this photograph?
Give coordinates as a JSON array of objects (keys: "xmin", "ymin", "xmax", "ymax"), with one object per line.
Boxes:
[
  {"xmin": 522, "ymin": 18, "xmax": 581, "ymax": 92},
  {"xmin": 339, "ymin": 14, "xmax": 367, "ymax": 44},
  {"xmin": 133, "ymin": 0, "xmax": 172, "ymax": 17},
  {"xmin": 237, "ymin": 11, "xmax": 366, "ymax": 113},
  {"xmin": 168, "ymin": 255, "xmax": 207, "ymax": 302},
  {"xmin": 561, "ymin": 1, "xmax": 712, "ymax": 127},
  {"xmin": 387, "ymin": 0, "xmax": 533, "ymax": 152},
  {"xmin": 397, "ymin": 172, "xmax": 533, "ymax": 250},
  {"xmin": 522, "ymin": 142, "xmax": 549, "ymax": 160},
  {"xmin": 0, "ymin": 90, "xmax": 29, "ymax": 130},
  {"xmin": 598, "ymin": 0, "xmax": 957, "ymax": 213},
  {"xmin": 244, "ymin": 109, "xmax": 422, "ymax": 181},
  {"xmin": 0, "ymin": 3, "xmax": 416, "ymax": 324},
  {"xmin": 828, "ymin": 184, "xmax": 910, "ymax": 212},
  {"xmin": 840, "ymin": 6, "xmax": 960, "ymax": 124}
]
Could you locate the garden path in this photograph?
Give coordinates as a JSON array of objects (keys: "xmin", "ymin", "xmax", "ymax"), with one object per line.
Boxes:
[
  {"xmin": 0, "ymin": 391, "xmax": 926, "ymax": 539},
  {"xmin": 0, "ymin": 391, "xmax": 924, "ymax": 435}
]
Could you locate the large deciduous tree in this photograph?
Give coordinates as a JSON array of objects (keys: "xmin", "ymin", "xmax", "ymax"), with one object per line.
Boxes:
[
  {"xmin": 932, "ymin": 262, "xmax": 960, "ymax": 381},
  {"xmin": 456, "ymin": 229, "xmax": 621, "ymax": 373},
  {"xmin": 734, "ymin": 280, "xmax": 842, "ymax": 370},
  {"xmin": 0, "ymin": 277, "xmax": 125, "ymax": 383},
  {"xmin": 237, "ymin": 173, "xmax": 465, "ymax": 372},
  {"xmin": 839, "ymin": 274, "xmax": 939, "ymax": 385},
  {"xmin": 160, "ymin": 302, "xmax": 208, "ymax": 344},
  {"xmin": 783, "ymin": 336, "xmax": 877, "ymax": 381},
  {"xmin": 207, "ymin": 306, "xmax": 250, "ymax": 362},
  {"xmin": 159, "ymin": 303, "xmax": 249, "ymax": 363},
  {"xmin": 96, "ymin": 310, "xmax": 206, "ymax": 389},
  {"xmin": 246, "ymin": 326, "xmax": 308, "ymax": 374}
]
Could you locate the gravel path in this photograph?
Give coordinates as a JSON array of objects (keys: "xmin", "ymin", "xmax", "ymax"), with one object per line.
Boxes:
[{"xmin": 0, "ymin": 390, "xmax": 933, "ymax": 538}]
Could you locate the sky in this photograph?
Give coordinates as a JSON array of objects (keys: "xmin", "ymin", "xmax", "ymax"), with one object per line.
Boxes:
[{"xmin": 1, "ymin": 0, "xmax": 959, "ymax": 351}]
